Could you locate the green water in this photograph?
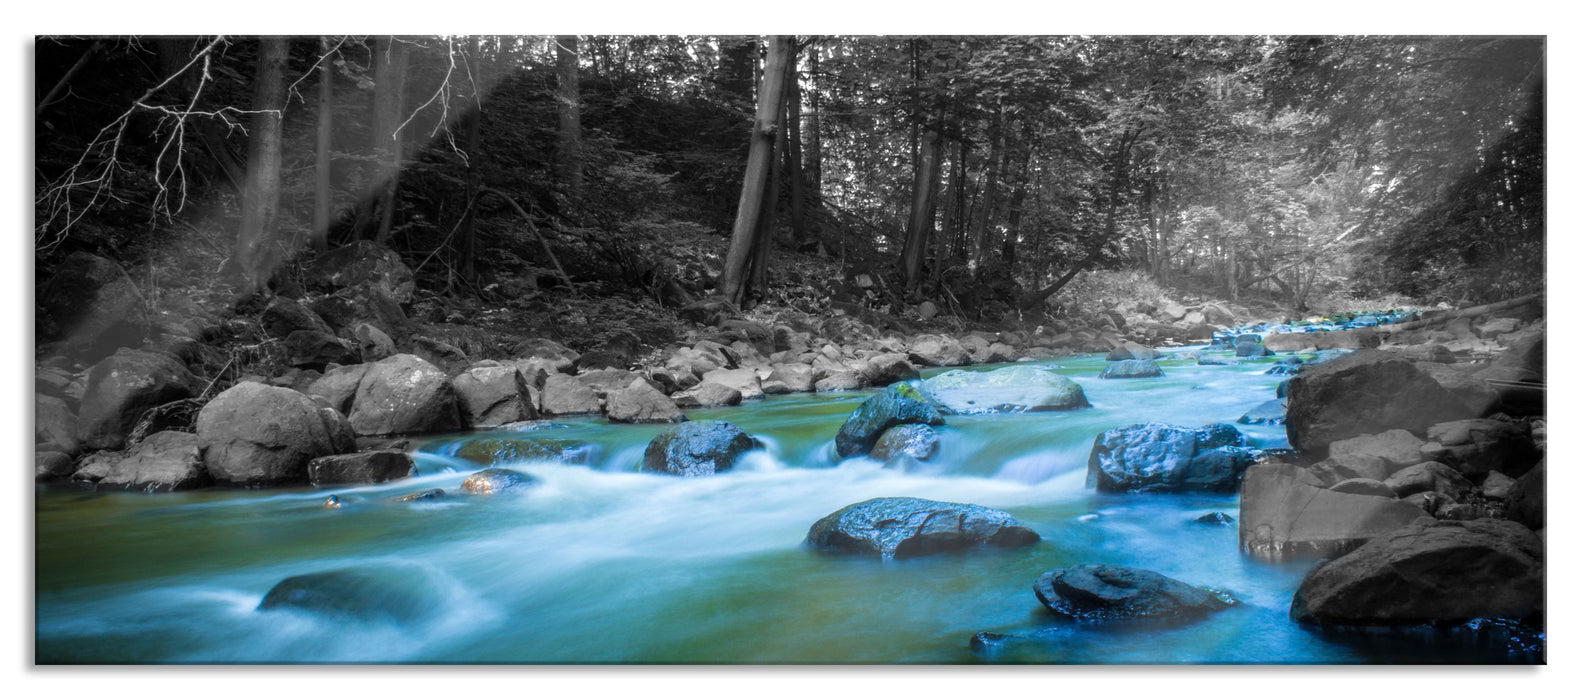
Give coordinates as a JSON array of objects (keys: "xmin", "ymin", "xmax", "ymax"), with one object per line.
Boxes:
[{"xmin": 32, "ymin": 350, "xmax": 1517, "ymax": 664}]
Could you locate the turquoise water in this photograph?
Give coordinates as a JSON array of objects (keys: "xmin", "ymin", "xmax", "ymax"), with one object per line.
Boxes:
[{"xmin": 33, "ymin": 349, "xmax": 1521, "ymax": 664}]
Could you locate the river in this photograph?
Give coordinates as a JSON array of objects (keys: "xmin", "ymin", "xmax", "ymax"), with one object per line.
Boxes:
[{"xmin": 33, "ymin": 347, "xmax": 1520, "ymax": 664}]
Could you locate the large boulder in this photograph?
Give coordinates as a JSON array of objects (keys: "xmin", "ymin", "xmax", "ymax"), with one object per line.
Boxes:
[
  {"xmin": 1382, "ymin": 461, "xmax": 1473, "ymax": 500},
  {"xmin": 861, "ymin": 353, "xmax": 920, "ymax": 386},
  {"xmin": 538, "ymin": 373, "xmax": 604, "ymax": 415},
  {"xmin": 284, "ymin": 330, "xmax": 360, "ymax": 369},
  {"xmin": 513, "ymin": 337, "xmax": 580, "ymax": 376},
  {"xmin": 96, "ymin": 430, "xmax": 210, "ymax": 491},
  {"xmin": 813, "ymin": 370, "xmax": 865, "ymax": 392},
  {"xmin": 307, "ymin": 450, "xmax": 414, "ymax": 486},
  {"xmin": 1325, "ymin": 429, "xmax": 1427, "ymax": 481},
  {"xmin": 261, "ymin": 297, "xmax": 334, "ymax": 339},
  {"xmin": 641, "ymin": 420, "xmax": 758, "ymax": 477},
  {"xmin": 347, "ymin": 354, "xmax": 460, "ymax": 436},
  {"xmin": 908, "ymin": 335, "xmax": 971, "ymax": 367},
  {"xmin": 870, "ymin": 423, "xmax": 939, "ymax": 462},
  {"xmin": 1033, "ymin": 564, "xmax": 1235, "ymax": 624},
  {"xmin": 1105, "ymin": 341, "xmax": 1161, "ymax": 362},
  {"xmin": 833, "ymin": 385, "xmax": 946, "ymax": 459},
  {"xmin": 1290, "ymin": 518, "xmax": 1544, "ymax": 626},
  {"xmin": 309, "ymin": 286, "xmax": 410, "ymax": 340},
  {"xmin": 451, "ymin": 364, "xmax": 536, "ymax": 428},
  {"xmin": 75, "ymin": 349, "xmax": 201, "ymax": 450},
  {"xmin": 37, "ymin": 252, "xmax": 150, "ymax": 358},
  {"xmin": 1284, "ymin": 350, "xmax": 1472, "ymax": 455},
  {"xmin": 1087, "ymin": 423, "xmax": 1259, "ymax": 493},
  {"xmin": 305, "ymin": 364, "xmax": 370, "ymax": 414},
  {"xmin": 304, "ymin": 241, "xmax": 416, "ymax": 303},
  {"xmin": 919, "ymin": 366, "xmax": 1090, "ymax": 415},
  {"xmin": 35, "ymin": 394, "xmax": 79, "ymax": 454},
  {"xmin": 1504, "ymin": 459, "xmax": 1545, "ymax": 530},
  {"xmin": 1238, "ymin": 462, "xmax": 1426, "ymax": 562},
  {"xmin": 805, "ymin": 497, "xmax": 1039, "ymax": 559},
  {"xmin": 257, "ymin": 565, "xmax": 441, "ymax": 623},
  {"xmin": 699, "ymin": 367, "xmax": 764, "ymax": 401},
  {"xmin": 766, "ymin": 363, "xmax": 816, "ymax": 393},
  {"xmin": 1236, "ymin": 399, "xmax": 1287, "ymax": 426},
  {"xmin": 671, "ymin": 382, "xmax": 743, "ymax": 408},
  {"xmin": 196, "ymin": 382, "xmax": 356, "ymax": 486},
  {"xmin": 1419, "ymin": 418, "xmax": 1541, "ymax": 479},
  {"xmin": 605, "ymin": 377, "xmax": 686, "ymax": 423},
  {"xmin": 1098, "ymin": 359, "xmax": 1164, "ymax": 379}
]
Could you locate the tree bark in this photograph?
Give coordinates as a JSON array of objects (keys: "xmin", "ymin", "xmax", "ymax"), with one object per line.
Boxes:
[
  {"xmin": 555, "ymin": 35, "xmax": 583, "ymax": 198},
  {"xmin": 312, "ymin": 37, "xmax": 335, "ymax": 253},
  {"xmin": 233, "ymin": 37, "xmax": 289, "ymax": 293},
  {"xmin": 458, "ymin": 34, "xmax": 484, "ymax": 287},
  {"xmin": 901, "ymin": 122, "xmax": 944, "ymax": 291},
  {"xmin": 971, "ymin": 104, "xmax": 1005, "ymax": 266},
  {"xmin": 784, "ymin": 45, "xmax": 808, "ymax": 243},
  {"xmin": 717, "ymin": 35, "xmax": 794, "ymax": 306},
  {"xmin": 805, "ymin": 40, "xmax": 822, "ymax": 200},
  {"xmin": 360, "ymin": 36, "xmax": 409, "ymax": 245}
]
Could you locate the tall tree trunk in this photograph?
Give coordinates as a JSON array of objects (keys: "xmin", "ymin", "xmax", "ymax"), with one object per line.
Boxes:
[
  {"xmin": 233, "ymin": 37, "xmax": 289, "ymax": 293},
  {"xmin": 360, "ymin": 36, "xmax": 409, "ymax": 245},
  {"xmin": 783, "ymin": 45, "xmax": 808, "ymax": 243},
  {"xmin": 971, "ymin": 104, "xmax": 1005, "ymax": 265},
  {"xmin": 312, "ymin": 36, "xmax": 335, "ymax": 253},
  {"xmin": 805, "ymin": 41, "xmax": 822, "ymax": 200},
  {"xmin": 1000, "ymin": 133, "xmax": 1033, "ymax": 270},
  {"xmin": 458, "ymin": 34, "xmax": 484, "ymax": 288},
  {"xmin": 748, "ymin": 88, "xmax": 789, "ymax": 304},
  {"xmin": 935, "ymin": 137, "xmax": 962, "ymax": 284},
  {"xmin": 901, "ymin": 122, "xmax": 944, "ymax": 291},
  {"xmin": 717, "ymin": 35, "xmax": 793, "ymax": 306},
  {"xmin": 555, "ymin": 35, "xmax": 583, "ymax": 199}
]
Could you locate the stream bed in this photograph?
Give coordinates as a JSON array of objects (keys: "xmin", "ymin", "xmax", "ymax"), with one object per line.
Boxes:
[{"xmin": 34, "ymin": 348, "xmax": 1513, "ymax": 664}]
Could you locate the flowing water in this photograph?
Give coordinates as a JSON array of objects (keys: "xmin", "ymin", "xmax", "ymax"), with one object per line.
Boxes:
[{"xmin": 32, "ymin": 349, "xmax": 1519, "ymax": 664}]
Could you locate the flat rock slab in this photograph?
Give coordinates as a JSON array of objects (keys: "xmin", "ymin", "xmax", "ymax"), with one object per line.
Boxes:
[
  {"xmin": 806, "ymin": 496, "xmax": 1039, "ymax": 559},
  {"xmin": 1239, "ymin": 462, "xmax": 1424, "ymax": 562},
  {"xmin": 1034, "ymin": 564, "xmax": 1235, "ymax": 624}
]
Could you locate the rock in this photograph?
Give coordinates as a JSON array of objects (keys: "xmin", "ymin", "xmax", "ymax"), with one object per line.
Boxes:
[
  {"xmin": 305, "ymin": 364, "xmax": 369, "ymax": 414},
  {"xmin": 1481, "ymin": 471, "xmax": 1516, "ymax": 500},
  {"xmin": 1394, "ymin": 343, "xmax": 1456, "ymax": 364},
  {"xmin": 678, "ymin": 296, "xmax": 735, "ymax": 326},
  {"xmin": 304, "ymin": 241, "xmax": 416, "ymax": 303},
  {"xmin": 605, "ymin": 377, "xmax": 686, "ymax": 423},
  {"xmin": 36, "ymin": 451, "xmax": 75, "ymax": 481},
  {"xmin": 257, "ymin": 565, "xmax": 440, "ymax": 623},
  {"xmin": 1235, "ymin": 337, "xmax": 1274, "ymax": 358},
  {"xmin": 665, "ymin": 344, "xmax": 731, "ymax": 379},
  {"xmin": 350, "ymin": 323, "xmax": 396, "ymax": 362},
  {"xmin": 814, "ymin": 370, "xmax": 865, "ymax": 392},
  {"xmin": 284, "ymin": 330, "xmax": 359, "ymax": 369},
  {"xmin": 196, "ymin": 382, "xmax": 355, "ymax": 486},
  {"xmin": 919, "ymin": 366, "xmax": 1089, "ymax": 415},
  {"xmin": 1284, "ymin": 350, "xmax": 1473, "ymax": 455},
  {"xmin": 908, "ymin": 335, "xmax": 970, "ymax": 367},
  {"xmin": 396, "ymin": 488, "xmax": 446, "ymax": 502},
  {"xmin": 453, "ymin": 437, "xmax": 593, "ymax": 467},
  {"xmin": 672, "ymin": 382, "xmax": 743, "ymax": 408},
  {"xmin": 1290, "ymin": 518, "xmax": 1544, "ymax": 626},
  {"xmin": 347, "ymin": 354, "xmax": 460, "ymax": 436},
  {"xmin": 513, "ymin": 337, "xmax": 580, "ymax": 376},
  {"xmin": 861, "ymin": 353, "xmax": 920, "ymax": 386},
  {"xmin": 805, "ymin": 497, "xmax": 1038, "ymax": 559},
  {"xmin": 1195, "ymin": 512, "xmax": 1236, "ymax": 526},
  {"xmin": 307, "ymin": 450, "xmax": 414, "ymax": 486},
  {"xmin": 1087, "ymin": 423, "xmax": 1259, "ymax": 493},
  {"xmin": 1159, "ymin": 301, "xmax": 1188, "ymax": 322},
  {"xmin": 1263, "ymin": 328, "xmax": 1380, "ymax": 352},
  {"xmin": 1383, "ymin": 461, "xmax": 1473, "ymax": 499},
  {"xmin": 309, "ymin": 286, "xmax": 409, "ymax": 340},
  {"xmin": 572, "ymin": 368, "xmax": 639, "ymax": 398},
  {"xmin": 1476, "ymin": 317, "xmax": 1521, "ymax": 338},
  {"xmin": 1325, "ymin": 429, "xmax": 1426, "ymax": 481},
  {"xmin": 411, "ymin": 336, "xmax": 470, "ymax": 375},
  {"xmin": 699, "ymin": 367, "xmax": 764, "ymax": 401},
  {"xmin": 869, "ymin": 424, "xmax": 939, "ymax": 462},
  {"xmin": 75, "ymin": 349, "xmax": 201, "ymax": 451},
  {"xmin": 1197, "ymin": 354, "xmax": 1237, "ymax": 366},
  {"xmin": 1328, "ymin": 478, "xmax": 1398, "ymax": 499},
  {"xmin": 766, "ymin": 363, "xmax": 816, "ymax": 393},
  {"xmin": 35, "ymin": 394, "xmax": 79, "ymax": 454},
  {"xmin": 70, "ymin": 451, "xmax": 120, "ymax": 483},
  {"xmin": 38, "ymin": 252, "xmax": 150, "ymax": 358},
  {"xmin": 1420, "ymin": 418, "xmax": 1541, "ymax": 479},
  {"xmin": 1504, "ymin": 460, "xmax": 1544, "ymax": 530},
  {"xmin": 641, "ymin": 420, "xmax": 758, "ymax": 477},
  {"xmin": 261, "ymin": 297, "xmax": 334, "ymax": 339},
  {"xmin": 985, "ymin": 342, "xmax": 1018, "ymax": 363},
  {"xmin": 1098, "ymin": 359, "xmax": 1164, "ymax": 379},
  {"xmin": 1238, "ymin": 462, "xmax": 1426, "ymax": 562},
  {"xmin": 1034, "ymin": 564, "xmax": 1235, "ymax": 624},
  {"xmin": 1200, "ymin": 303, "xmax": 1235, "ymax": 326},
  {"xmin": 538, "ymin": 373, "xmax": 604, "ymax": 416},
  {"xmin": 834, "ymin": 385, "xmax": 946, "ymax": 459},
  {"xmin": 97, "ymin": 430, "xmax": 209, "ymax": 491},
  {"xmin": 452, "ymin": 364, "xmax": 536, "ymax": 428},
  {"xmin": 459, "ymin": 467, "xmax": 538, "ymax": 495},
  {"xmin": 1105, "ymin": 341, "xmax": 1160, "ymax": 362},
  {"xmin": 1402, "ymin": 491, "xmax": 1452, "ymax": 515},
  {"xmin": 1236, "ymin": 399, "xmax": 1286, "ymax": 426},
  {"xmin": 918, "ymin": 300, "xmax": 938, "ymax": 319}
]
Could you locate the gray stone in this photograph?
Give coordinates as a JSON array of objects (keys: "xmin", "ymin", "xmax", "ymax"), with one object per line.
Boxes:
[
  {"xmin": 197, "ymin": 382, "xmax": 356, "ymax": 486},
  {"xmin": 1383, "ymin": 461, "xmax": 1473, "ymax": 499},
  {"xmin": 538, "ymin": 373, "xmax": 604, "ymax": 416},
  {"xmin": 307, "ymin": 450, "xmax": 414, "ymax": 486},
  {"xmin": 1285, "ymin": 350, "xmax": 1473, "ymax": 455},
  {"xmin": 1326, "ymin": 429, "xmax": 1426, "ymax": 480},
  {"xmin": 305, "ymin": 364, "xmax": 369, "ymax": 414},
  {"xmin": 1420, "ymin": 418, "xmax": 1541, "ymax": 479},
  {"xmin": 75, "ymin": 349, "xmax": 200, "ymax": 451},
  {"xmin": 1504, "ymin": 460, "xmax": 1544, "ymax": 530},
  {"xmin": 641, "ymin": 420, "xmax": 758, "ymax": 477},
  {"xmin": 605, "ymin": 377, "xmax": 686, "ymax": 424},
  {"xmin": 1034, "ymin": 564, "xmax": 1234, "ymax": 624},
  {"xmin": 1329, "ymin": 478, "xmax": 1398, "ymax": 499},
  {"xmin": 870, "ymin": 423, "xmax": 939, "ymax": 462},
  {"xmin": 257, "ymin": 565, "xmax": 442, "ymax": 623},
  {"xmin": 814, "ymin": 370, "xmax": 865, "ymax": 392},
  {"xmin": 1088, "ymin": 422, "xmax": 1258, "ymax": 494},
  {"xmin": 920, "ymin": 366, "xmax": 1089, "ymax": 415},
  {"xmin": 767, "ymin": 363, "xmax": 816, "ymax": 393},
  {"xmin": 452, "ymin": 364, "xmax": 535, "ymax": 428},
  {"xmin": 36, "ymin": 451, "xmax": 74, "ymax": 481},
  {"xmin": 304, "ymin": 241, "xmax": 416, "ymax": 303},
  {"xmin": 97, "ymin": 430, "xmax": 209, "ymax": 491},
  {"xmin": 1481, "ymin": 471, "xmax": 1516, "ymax": 500},
  {"xmin": 834, "ymin": 385, "xmax": 945, "ymax": 459},
  {"xmin": 700, "ymin": 367, "xmax": 764, "ymax": 401},
  {"xmin": 35, "ymin": 394, "xmax": 79, "ymax": 454},
  {"xmin": 459, "ymin": 467, "xmax": 538, "ymax": 495},
  {"xmin": 908, "ymin": 335, "xmax": 971, "ymax": 367},
  {"xmin": 861, "ymin": 353, "xmax": 920, "ymax": 386},
  {"xmin": 805, "ymin": 497, "xmax": 1039, "ymax": 559},
  {"xmin": 1099, "ymin": 359, "xmax": 1164, "ymax": 379},
  {"xmin": 671, "ymin": 382, "xmax": 743, "ymax": 408},
  {"xmin": 347, "ymin": 354, "xmax": 460, "ymax": 435},
  {"xmin": 1238, "ymin": 462, "xmax": 1425, "ymax": 562}
]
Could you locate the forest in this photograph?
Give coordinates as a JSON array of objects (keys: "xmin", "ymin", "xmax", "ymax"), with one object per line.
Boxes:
[{"xmin": 35, "ymin": 35, "xmax": 1543, "ymax": 355}]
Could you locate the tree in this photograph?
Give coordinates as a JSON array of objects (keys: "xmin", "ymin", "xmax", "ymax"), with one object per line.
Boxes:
[
  {"xmin": 717, "ymin": 35, "xmax": 794, "ymax": 306},
  {"xmin": 555, "ymin": 35, "xmax": 584, "ymax": 199},
  {"xmin": 312, "ymin": 36, "xmax": 336, "ymax": 252},
  {"xmin": 232, "ymin": 37, "xmax": 289, "ymax": 292}
]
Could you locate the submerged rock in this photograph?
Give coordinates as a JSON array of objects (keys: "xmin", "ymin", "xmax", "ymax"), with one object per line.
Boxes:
[
  {"xmin": 395, "ymin": 488, "xmax": 446, "ymax": 502},
  {"xmin": 833, "ymin": 384, "xmax": 946, "ymax": 459},
  {"xmin": 1290, "ymin": 517, "xmax": 1544, "ymax": 627},
  {"xmin": 1236, "ymin": 399, "xmax": 1287, "ymax": 426},
  {"xmin": 918, "ymin": 366, "xmax": 1089, "ymax": 415},
  {"xmin": 641, "ymin": 420, "xmax": 759, "ymax": 476},
  {"xmin": 459, "ymin": 467, "xmax": 538, "ymax": 495},
  {"xmin": 257, "ymin": 565, "xmax": 440, "ymax": 623},
  {"xmin": 1034, "ymin": 564, "xmax": 1235, "ymax": 624},
  {"xmin": 806, "ymin": 497, "xmax": 1039, "ymax": 559},
  {"xmin": 1086, "ymin": 422, "xmax": 1259, "ymax": 493},
  {"xmin": 1098, "ymin": 359, "xmax": 1164, "ymax": 379},
  {"xmin": 1194, "ymin": 512, "xmax": 1235, "ymax": 527},
  {"xmin": 453, "ymin": 437, "xmax": 593, "ymax": 467}
]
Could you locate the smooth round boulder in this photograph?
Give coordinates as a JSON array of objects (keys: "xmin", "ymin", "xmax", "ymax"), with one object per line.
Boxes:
[
  {"xmin": 870, "ymin": 423, "xmax": 939, "ymax": 462},
  {"xmin": 806, "ymin": 497, "xmax": 1039, "ymax": 559},
  {"xmin": 605, "ymin": 377, "xmax": 686, "ymax": 424},
  {"xmin": 459, "ymin": 467, "xmax": 537, "ymax": 495},
  {"xmin": 196, "ymin": 382, "xmax": 355, "ymax": 486},
  {"xmin": 641, "ymin": 420, "xmax": 758, "ymax": 477},
  {"xmin": 75, "ymin": 349, "xmax": 201, "ymax": 450},
  {"xmin": 1034, "ymin": 564, "xmax": 1235, "ymax": 624},
  {"xmin": 919, "ymin": 366, "xmax": 1090, "ymax": 415},
  {"xmin": 1290, "ymin": 517, "xmax": 1544, "ymax": 627},
  {"xmin": 257, "ymin": 564, "xmax": 441, "ymax": 623},
  {"xmin": 347, "ymin": 354, "xmax": 460, "ymax": 436},
  {"xmin": 861, "ymin": 353, "xmax": 921, "ymax": 386},
  {"xmin": 1098, "ymin": 359, "xmax": 1164, "ymax": 379},
  {"xmin": 833, "ymin": 384, "xmax": 945, "ymax": 459}
]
